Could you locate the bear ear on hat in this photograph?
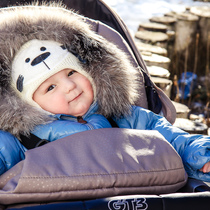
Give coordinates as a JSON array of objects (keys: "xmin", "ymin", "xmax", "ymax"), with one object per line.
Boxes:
[
  {"xmin": 16, "ymin": 75, "xmax": 24, "ymax": 92},
  {"xmin": 65, "ymin": 33, "xmax": 106, "ymax": 65},
  {"xmin": 65, "ymin": 45, "xmax": 87, "ymax": 64}
]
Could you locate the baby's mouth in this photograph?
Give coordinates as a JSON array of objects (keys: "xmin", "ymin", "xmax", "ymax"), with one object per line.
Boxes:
[{"xmin": 70, "ymin": 92, "xmax": 82, "ymax": 102}]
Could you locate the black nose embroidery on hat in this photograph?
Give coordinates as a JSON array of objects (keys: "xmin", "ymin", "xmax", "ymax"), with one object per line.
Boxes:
[
  {"xmin": 16, "ymin": 74, "xmax": 24, "ymax": 92},
  {"xmin": 24, "ymin": 46, "xmax": 52, "ymax": 70},
  {"xmin": 31, "ymin": 52, "xmax": 51, "ymax": 68}
]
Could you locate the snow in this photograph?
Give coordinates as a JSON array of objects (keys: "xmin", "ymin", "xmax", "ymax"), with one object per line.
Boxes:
[{"xmin": 102, "ymin": 0, "xmax": 210, "ymax": 36}]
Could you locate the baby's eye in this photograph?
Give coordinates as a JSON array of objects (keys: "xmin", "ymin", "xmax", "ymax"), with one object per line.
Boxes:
[
  {"xmin": 68, "ymin": 70, "xmax": 76, "ymax": 77},
  {"xmin": 47, "ymin": 85, "xmax": 56, "ymax": 92}
]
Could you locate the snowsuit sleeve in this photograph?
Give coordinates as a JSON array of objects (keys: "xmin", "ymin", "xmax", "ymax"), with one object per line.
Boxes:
[
  {"xmin": 114, "ymin": 106, "xmax": 210, "ymax": 181},
  {"xmin": 0, "ymin": 130, "xmax": 26, "ymax": 175}
]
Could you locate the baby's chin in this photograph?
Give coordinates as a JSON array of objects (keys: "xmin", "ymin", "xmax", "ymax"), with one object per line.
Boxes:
[{"xmin": 68, "ymin": 103, "xmax": 91, "ymax": 117}]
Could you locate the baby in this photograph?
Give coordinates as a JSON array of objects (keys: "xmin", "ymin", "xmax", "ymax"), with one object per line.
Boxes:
[
  {"xmin": 11, "ymin": 39, "xmax": 112, "ymax": 141},
  {"xmin": 11, "ymin": 39, "xmax": 210, "ymax": 176}
]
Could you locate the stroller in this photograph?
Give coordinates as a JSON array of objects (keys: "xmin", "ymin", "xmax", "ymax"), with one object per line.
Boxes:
[{"xmin": 0, "ymin": 0, "xmax": 209, "ymax": 209}]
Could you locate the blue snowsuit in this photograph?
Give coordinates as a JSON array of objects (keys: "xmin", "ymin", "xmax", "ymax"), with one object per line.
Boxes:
[{"xmin": 1, "ymin": 102, "xmax": 210, "ymax": 182}]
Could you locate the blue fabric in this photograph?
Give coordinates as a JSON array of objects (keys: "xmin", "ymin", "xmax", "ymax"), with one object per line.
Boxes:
[
  {"xmin": 0, "ymin": 130, "xmax": 26, "ymax": 175},
  {"xmin": 178, "ymin": 72, "xmax": 197, "ymax": 99},
  {"xmin": 32, "ymin": 103, "xmax": 112, "ymax": 141}
]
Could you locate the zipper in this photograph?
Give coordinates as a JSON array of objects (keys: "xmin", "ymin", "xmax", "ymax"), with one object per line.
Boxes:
[
  {"xmin": 57, "ymin": 102, "xmax": 98, "ymax": 130},
  {"xmin": 85, "ymin": 123, "xmax": 95, "ymax": 130},
  {"xmin": 59, "ymin": 115, "xmax": 95, "ymax": 130},
  {"xmin": 77, "ymin": 116, "xmax": 95, "ymax": 130}
]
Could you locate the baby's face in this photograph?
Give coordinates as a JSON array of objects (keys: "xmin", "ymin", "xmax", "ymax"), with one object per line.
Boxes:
[{"xmin": 33, "ymin": 69, "xmax": 94, "ymax": 116}]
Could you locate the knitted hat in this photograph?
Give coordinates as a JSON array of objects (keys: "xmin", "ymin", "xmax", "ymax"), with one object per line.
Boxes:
[{"xmin": 11, "ymin": 39, "xmax": 95, "ymax": 109}]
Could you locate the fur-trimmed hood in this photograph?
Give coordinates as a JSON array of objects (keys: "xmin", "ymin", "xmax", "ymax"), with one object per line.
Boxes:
[{"xmin": 0, "ymin": 2, "xmax": 142, "ymax": 137}]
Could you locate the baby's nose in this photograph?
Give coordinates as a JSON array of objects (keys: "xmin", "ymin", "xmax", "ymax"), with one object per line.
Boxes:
[{"xmin": 63, "ymin": 79, "xmax": 76, "ymax": 93}]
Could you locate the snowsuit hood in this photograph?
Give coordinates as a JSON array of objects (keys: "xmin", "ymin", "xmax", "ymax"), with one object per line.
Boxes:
[{"xmin": 0, "ymin": 2, "xmax": 142, "ymax": 137}]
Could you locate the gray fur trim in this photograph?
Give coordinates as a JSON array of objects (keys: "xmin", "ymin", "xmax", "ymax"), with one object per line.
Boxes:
[
  {"xmin": 0, "ymin": 90, "xmax": 52, "ymax": 138},
  {"xmin": 0, "ymin": 3, "xmax": 142, "ymax": 137}
]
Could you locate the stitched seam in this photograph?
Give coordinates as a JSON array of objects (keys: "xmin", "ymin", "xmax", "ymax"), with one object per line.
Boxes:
[
  {"xmin": 20, "ymin": 167, "xmax": 185, "ymax": 179},
  {"xmin": 13, "ymin": 182, "xmax": 186, "ymax": 195}
]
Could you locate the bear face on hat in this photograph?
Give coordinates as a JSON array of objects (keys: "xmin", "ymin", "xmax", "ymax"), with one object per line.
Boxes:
[
  {"xmin": 11, "ymin": 39, "xmax": 94, "ymax": 109},
  {"xmin": 14, "ymin": 40, "xmax": 68, "ymax": 92}
]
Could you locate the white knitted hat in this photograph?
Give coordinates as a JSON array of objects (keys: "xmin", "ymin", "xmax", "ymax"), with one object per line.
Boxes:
[{"xmin": 12, "ymin": 39, "xmax": 95, "ymax": 109}]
